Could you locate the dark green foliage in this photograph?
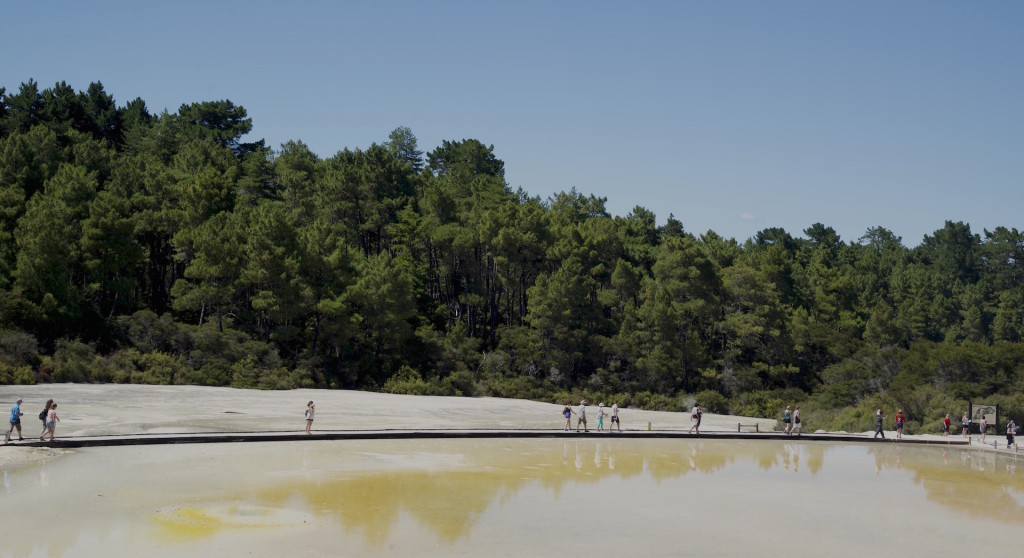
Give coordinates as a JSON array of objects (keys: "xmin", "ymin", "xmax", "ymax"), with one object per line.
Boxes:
[{"xmin": 1, "ymin": 79, "xmax": 1023, "ymax": 425}]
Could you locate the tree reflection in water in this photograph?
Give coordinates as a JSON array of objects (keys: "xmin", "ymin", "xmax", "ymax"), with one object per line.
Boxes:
[{"xmin": 2, "ymin": 439, "xmax": 1023, "ymax": 556}]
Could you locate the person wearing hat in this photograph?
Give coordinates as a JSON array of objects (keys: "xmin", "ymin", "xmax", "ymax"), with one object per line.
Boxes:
[
  {"xmin": 597, "ymin": 403, "xmax": 606, "ymax": 431},
  {"xmin": 6, "ymin": 397, "xmax": 24, "ymax": 443},
  {"xmin": 576, "ymin": 400, "xmax": 588, "ymax": 432}
]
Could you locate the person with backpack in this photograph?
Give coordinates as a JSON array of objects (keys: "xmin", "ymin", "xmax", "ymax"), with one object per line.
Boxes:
[
  {"xmin": 783, "ymin": 406, "xmax": 792, "ymax": 435},
  {"xmin": 563, "ymin": 402, "xmax": 574, "ymax": 431},
  {"xmin": 40, "ymin": 403, "xmax": 59, "ymax": 442},
  {"xmin": 39, "ymin": 399, "xmax": 53, "ymax": 438},
  {"xmin": 689, "ymin": 403, "xmax": 703, "ymax": 434}
]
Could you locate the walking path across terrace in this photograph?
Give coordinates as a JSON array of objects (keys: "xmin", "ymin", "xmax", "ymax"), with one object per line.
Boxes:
[{"xmin": 4, "ymin": 428, "xmax": 974, "ymax": 449}]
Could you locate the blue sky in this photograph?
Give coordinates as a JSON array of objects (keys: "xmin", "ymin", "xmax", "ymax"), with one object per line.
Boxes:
[{"xmin": 3, "ymin": 1, "xmax": 1021, "ymax": 246}]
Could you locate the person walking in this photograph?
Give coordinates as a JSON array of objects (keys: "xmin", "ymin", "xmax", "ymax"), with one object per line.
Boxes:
[
  {"xmin": 1007, "ymin": 419, "xmax": 1018, "ymax": 450},
  {"xmin": 5, "ymin": 397, "xmax": 24, "ymax": 443},
  {"xmin": 942, "ymin": 414, "xmax": 951, "ymax": 437},
  {"xmin": 894, "ymin": 409, "xmax": 905, "ymax": 440},
  {"xmin": 783, "ymin": 406, "xmax": 793, "ymax": 435},
  {"xmin": 562, "ymin": 402, "xmax": 574, "ymax": 431},
  {"xmin": 576, "ymin": 400, "xmax": 588, "ymax": 432},
  {"xmin": 597, "ymin": 403, "xmax": 606, "ymax": 432},
  {"xmin": 874, "ymin": 408, "xmax": 886, "ymax": 439},
  {"xmin": 38, "ymin": 399, "xmax": 53, "ymax": 439},
  {"xmin": 961, "ymin": 412, "xmax": 970, "ymax": 436},
  {"xmin": 980, "ymin": 416, "xmax": 988, "ymax": 444},
  {"xmin": 305, "ymin": 400, "xmax": 315, "ymax": 434},
  {"xmin": 689, "ymin": 403, "xmax": 703, "ymax": 434},
  {"xmin": 792, "ymin": 407, "xmax": 802, "ymax": 435},
  {"xmin": 40, "ymin": 403, "xmax": 59, "ymax": 442},
  {"xmin": 610, "ymin": 402, "xmax": 621, "ymax": 432}
]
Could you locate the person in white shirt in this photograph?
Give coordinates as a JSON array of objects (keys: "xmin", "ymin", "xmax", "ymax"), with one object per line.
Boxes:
[
  {"xmin": 688, "ymin": 404, "xmax": 702, "ymax": 434},
  {"xmin": 576, "ymin": 400, "xmax": 588, "ymax": 432},
  {"xmin": 610, "ymin": 403, "xmax": 621, "ymax": 432}
]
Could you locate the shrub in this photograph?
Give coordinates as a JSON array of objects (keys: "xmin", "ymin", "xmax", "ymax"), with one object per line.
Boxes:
[
  {"xmin": 0, "ymin": 363, "xmax": 35, "ymax": 385},
  {"xmin": 50, "ymin": 339, "xmax": 96, "ymax": 383},
  {"xmin": 694, "ymin": 390, "xmax": 729, "ymax": 414},
  {"xmin": 0, "ymin": 330, "xmax": 41, "ymax": 367},
  {"xmin": 732, "ymin": 391, "xmax": 784, "ymax": 420}
]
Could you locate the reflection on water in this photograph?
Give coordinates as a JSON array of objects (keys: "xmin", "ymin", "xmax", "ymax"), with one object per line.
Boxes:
[{"xmin": 2, "ymin": 439, "xmax": 1023, "ymax": 556}]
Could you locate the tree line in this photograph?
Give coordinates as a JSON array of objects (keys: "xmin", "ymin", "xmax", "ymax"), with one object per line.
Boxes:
[{"xmin": 2, "ymin": 79, "xmax": 1023, "ymax": 432}]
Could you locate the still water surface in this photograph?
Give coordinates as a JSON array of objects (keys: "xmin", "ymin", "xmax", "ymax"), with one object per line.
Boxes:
[{"xmin": 2, "ymin": 439, "xmax": 1022, "ymax": 557}]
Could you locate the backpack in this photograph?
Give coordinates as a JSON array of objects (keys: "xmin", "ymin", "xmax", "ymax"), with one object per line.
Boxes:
[{"xmin": 39, "ymin": 409, "xmax": 47, "ymax": 421}]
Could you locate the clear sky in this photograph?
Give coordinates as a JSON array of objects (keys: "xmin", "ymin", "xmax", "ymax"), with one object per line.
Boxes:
[{"xmin": 3, "ymin": 1, "xmax": 1021, "ymax": 246}]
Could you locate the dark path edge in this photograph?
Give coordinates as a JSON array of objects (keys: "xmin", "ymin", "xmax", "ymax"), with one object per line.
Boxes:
[{"xmin": 5, "ymin": 431, "xmax": 970, "ymax": 449}]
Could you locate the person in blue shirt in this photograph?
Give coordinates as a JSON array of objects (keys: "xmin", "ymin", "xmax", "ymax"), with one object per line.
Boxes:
[{"xmin": 5, "ymin": 397, "xmax": 24, "ymax": 443}]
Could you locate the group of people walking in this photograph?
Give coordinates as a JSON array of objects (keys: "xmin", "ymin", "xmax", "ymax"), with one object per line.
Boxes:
[
  {"xmin": 563, "ymin": 400, "xmax": 621, "ymax": 432},
  {"xmin": 6, "ymin": 397, "xmax": 59, "ymax": 443},
  {"xmin": 782, "ymin": 406, "xmax": 802, "ymax": 435},
  {"xmin": 870, "ymin": 407, "xmax": 1018, "ymax": 449}
]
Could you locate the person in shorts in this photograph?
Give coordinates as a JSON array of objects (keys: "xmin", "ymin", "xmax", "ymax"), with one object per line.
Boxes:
[
  {"xmin": 1007, "ymin": 419, "xmax": 1018, "ymax": 450},
  {"xmin": 5, "ymin": 397, "xmax": 24, "ymax": 443},
  {"xmin": 305, "ymin": 400, "xmax": 315, "ymax": 434},
  {"xmin": 562, "ymin": 403, "xmax": 574, "ymax": 431},
  {"xmin": 40, "ymin": 403, "xmax": 59, "ymax": 442},
  {"xmin": 39, "ymin": 399, "xmax": 53, "ymax": 438},
  {"xmin": 961, "ymin": 412, "xmax": 970, "ymax": 436},
  {"xmin": 894, "ymin": 409, "xmax": 905, "ymax": 440},
  {"xmin": 980, "ymin": 416, "xmax": 988, "ymax": 443},
  {"xmin": 689, "ymin": 403, "xmax": 703, "ymax": 434},
  {"xmin": 783, "ymin": 406, "xmax": 792, "ymax": 435},
  {"xmin": 942, "ymin": 414, "xmax": 951, "ymax": 436},
  {"xmin": 610, "ymin": 402, "xmax": 621, "ymax": 432},
  {"xmin": 576, "ymin": 400, "xmax": 588, "ymax": 432},
  {"xmin": 792, "ymin": 406, "xmax": 802, "ymax": 435}
]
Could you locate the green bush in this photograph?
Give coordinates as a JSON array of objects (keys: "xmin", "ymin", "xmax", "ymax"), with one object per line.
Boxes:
[
  {"xmin": 694, "ymin": 390, "xmax": 729, "ymax": 414},
  {"xmin": 732, "ymin": 391, "xmax": 783, "ymax": 420},
  {"xmin": 49, "ymin": 340, "xmax": 96, "ymax": 383},
  {"xmin": 0, "ymin": 363, "xmax": 35, "ymax": 385},
  {"xmin": 131, "ymin": 352, "xmax": 186, "ymax": 384}
]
